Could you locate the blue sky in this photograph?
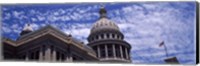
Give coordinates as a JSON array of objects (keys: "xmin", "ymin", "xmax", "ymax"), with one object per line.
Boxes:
[{"xmin": 1, "ymin": 2, "xmax": 196, "ymax": 64}]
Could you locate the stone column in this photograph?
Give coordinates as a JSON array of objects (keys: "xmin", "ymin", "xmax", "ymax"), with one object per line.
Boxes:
[
  {"xmin": 65, "ymin": 56, "xmax": 68, "ymax": 62},
  {"xmin": 97, "ymin": 46, "xmax": 101, "ymax": 58},
  {"xmin": 25, "ymin": 52, "xmax": 29, "ymax": 61},
  {"xmin": 52, "ymin": 50, "xmax": 56, "ymax": 61},
  {"xmin": 115, "ymin": 34, "xmax": 118, "ymax": 39},
  {"xmin": 120, "ymin": 45, "xmax": 123, "ymax": 58},
  {"xmin": 99, "ymin": 35, "xmax": 101, "ymax": 40},
  {"xmin": 119, "ymin": 36, "xmax": 121, "ymax": 40},
  {"xmin": 104, "ymin": 33, "xmax": 107, "ymax": 39},
  {"xmin": 105, "ymin": 44, "xmax": 108, "ymax": 58},
  {"xmin": 65, "ymin": 53, "xmax": 73, "ymax": 62},
  {"xmin": 112, "ymin": 44, "xmax": 116, "ymax": 58},
  {"xmin": 44, "ymin": 46, "xmax": 51, "ymax": 61},
  {"xmin": 68, "ymin": 54, "xmax": 73, "ymax": 62},
  {"xmin": 125, "ymin": 47, "xmax": 129, "ymax": 59},
  {"xmin": 109, "ymin": 33, "xmax": 112, "ymax": 39},
  {"xmin": 39, "ymin": 47, "xmax": 43, "ymax": 61}
]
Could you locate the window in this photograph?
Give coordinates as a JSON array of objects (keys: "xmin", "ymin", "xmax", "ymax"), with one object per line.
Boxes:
[
  {"xmin": 107, "ymin": 44, "xmax": 113, "ymax": 57},
  {"xmin": 56, "ymin": 52, "xmax": 60, "ymax": 61},
  {"xmin": 72, "ymin": 55, "xmax": 84, "ymax": 61},
  {"xmin": 122, "ymin": 46, "xmax": 126, "ymax": 59},
  {"xmin": 106, "ymin": 33, "xmax": 109, "ymax": 39},
  {"xmin": 116, "ymin": 45, "xmax": 121, "ymax": 58},
  {"xmin": 91, "ymin": 37, "xmax": 94, "ymax": 41},
  {"xmin": 61, "ymin": 54, "xmax": 65, "ymax": 61},
  {"xmin": 117, "ymin": 35, "xmax": 120, "ymax": 39},
  {"xmin": 35, "ymin": 50, "xmax": 39, "ymax": 60},
  {"xmin": 112, "ymin": 34, "xmax": 115, "ymax": 39},
  {"xmin": 30, "ymin": 52, "xmax": 34, "ymax": 60},
  {"xmin": 100, "ymin": 45, "xmax": 105, "ymax": 58},
  {"xmin": 92, "ymin": 46, "xmax": 98, "ymax": 57},
  {"xmin": 101, "ymin": 34, "xmax": 104, "ymax": 39},
  {"xmin": 42, "ymin": 45, "xmax": 45, "ymax": 56},
  {"xmin": 96, "ymin": 35, "xmax": 99, "ymax": 40}
]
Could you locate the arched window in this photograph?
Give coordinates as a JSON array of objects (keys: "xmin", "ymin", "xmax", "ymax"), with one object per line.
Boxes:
[
  {"xmin": 106, "ymin": 33, "xmax": 109, "ymax": 39},
  {"xmin": 91, "ymin": 37, "xmax": 94, "ymax": 41},
  {"xmin": 96, "ymin": 35, "xmax": 99, "ymax": 40},
  {"xmin": 112, "ymin": 34, "xmax": 115, "ymax": 39},
  {"xmin": 117, "ymin": 35, "xmax": 120, "ymax": 39},
  {"xmin": 101, "ymin": 34, "xmax": 104, "ymax": 39}
]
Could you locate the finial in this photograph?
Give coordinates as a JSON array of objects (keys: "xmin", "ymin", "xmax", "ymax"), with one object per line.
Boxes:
[
  {"xmin": 100, "ymin": 3, "xmax": 104, "ymax": 9},
  {"xmin": 27, "ymin": 23, "xmax": 30, "ymax": 26},
  {"xmin": 23, "ymin": 23, "xmax": 33, "ymax": 31},
  {"xmin": 20, "ymin": 23, "xmax": 33, "ymax": 36},
  {"xmin": 99, "ymin": 4, "xmax": 107, "ymax": 18}
]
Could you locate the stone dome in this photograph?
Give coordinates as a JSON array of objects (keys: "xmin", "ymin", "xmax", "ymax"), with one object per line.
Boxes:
[
  {"xmin": 91, "ymin": 7, "xmax": 119, "ymax": 33},
  {"xmin": 91, "ymin": 18, "xmax": 119, "ymax": 33}
]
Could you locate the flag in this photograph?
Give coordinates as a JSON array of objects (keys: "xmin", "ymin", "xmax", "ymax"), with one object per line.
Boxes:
[{"xmin": 159, "ymin": 41, "xmax": 164, "ymax": 47}]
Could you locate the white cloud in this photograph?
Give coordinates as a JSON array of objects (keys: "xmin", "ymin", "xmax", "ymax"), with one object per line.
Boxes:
[
  {"xmin": 2, "ymin": 3, "xmax": 195, "ymax": 64},
  {"xmin": 2, "ymin": 27, "xmax": 12, "ymax": 33},
  {"xmin": 62, "ymin": 23, "xmax": 92, "ymax": 44},
  {"xmin": 12, "ymin": 11, "xmax": 24, "ymax": 18},
  {"xmin": 108, "ymin": 3, "xmax": 195, "ymax": 64},
  {"xmin": 31, "ymin": 18, "xmax": 37, "ymax": 22},
  {"xmin": 37, "ymin": 15, "xmax": 45, "ymax": 21},
  {"xmin": 31, "ymin": 23, "xmax": 40, "ymax": 30},
  {"xmin": 3, "ymin": 13, "xmax": 11, "ymax": 20}
]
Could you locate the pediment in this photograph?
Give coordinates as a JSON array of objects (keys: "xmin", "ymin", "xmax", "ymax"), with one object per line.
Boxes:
[
  {"xmin": 16, "ymin": 25, "xmax": 80, "ymax": 46},
  {"xmin": 2, "ymin": 37, "xmax": 16, "ymax": 46}
]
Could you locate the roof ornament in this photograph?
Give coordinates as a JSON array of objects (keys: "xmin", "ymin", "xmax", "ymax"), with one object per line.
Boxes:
[
  {"xmin": 99, "ymin": 4, "xmax": 107, "ymax": 18},
  {"xmin": 23, "ymin": 22, "xmax": 33, "ymax": 31},
  {"xmin": 19, "ymin": 22, "xmax": 33, "ymax": 36}
]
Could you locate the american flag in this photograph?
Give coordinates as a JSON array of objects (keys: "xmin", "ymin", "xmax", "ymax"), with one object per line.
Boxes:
[{"xmin": 159, "ymin": 41, "xmax": 164, "ymax": 47}]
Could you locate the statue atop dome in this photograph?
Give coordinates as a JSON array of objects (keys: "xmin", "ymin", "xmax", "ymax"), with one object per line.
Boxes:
[{"xmin": 99, "ymin": 5, "xmax": 107, "ymax": 18}]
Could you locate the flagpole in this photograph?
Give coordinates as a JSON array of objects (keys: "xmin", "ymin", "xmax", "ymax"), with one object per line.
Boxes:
[{"xmin": 163, "ymin": 43, "xmax": 169, "ymax": 57}]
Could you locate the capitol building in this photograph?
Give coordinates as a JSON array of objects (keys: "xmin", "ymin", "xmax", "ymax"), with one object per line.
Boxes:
[{"xmin": 2, "ymin": 6, "xmax": 132, "ymax": 63}]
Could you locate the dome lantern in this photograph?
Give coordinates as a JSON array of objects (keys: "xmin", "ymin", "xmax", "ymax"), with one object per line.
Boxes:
[{"xmin": 99, "ymin": 6, "xmax": 107, "ymax": 18}]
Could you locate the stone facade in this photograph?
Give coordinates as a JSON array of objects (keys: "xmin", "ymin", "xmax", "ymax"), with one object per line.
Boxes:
[{"xmin": 3, "ymin": 25, "xmax": 98, "ymax": 62}]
